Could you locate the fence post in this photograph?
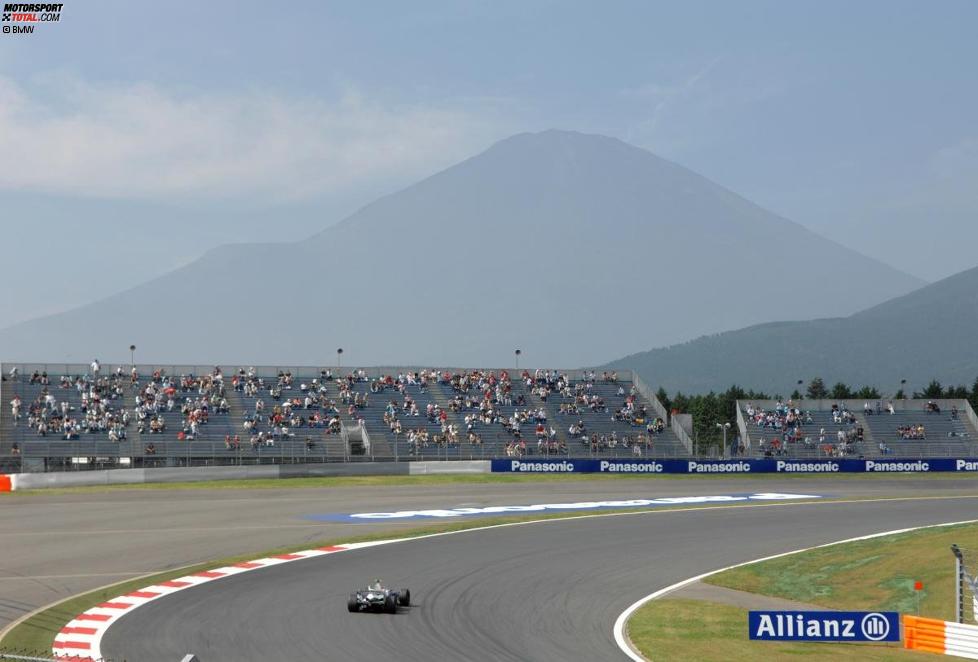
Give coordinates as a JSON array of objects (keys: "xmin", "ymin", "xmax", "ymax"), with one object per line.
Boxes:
[{"xmin": 953, "ymin": 544, "xmax": 965, "ymax": 623}]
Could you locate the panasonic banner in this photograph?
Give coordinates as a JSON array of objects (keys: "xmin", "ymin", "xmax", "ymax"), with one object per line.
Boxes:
[
  {"xmin": 749, "ymin": 611, "xmax": 901, "ymax": 643},
  {"xmin": 490, "ymin": 458, "xmax": 978, "ymax": 474}
]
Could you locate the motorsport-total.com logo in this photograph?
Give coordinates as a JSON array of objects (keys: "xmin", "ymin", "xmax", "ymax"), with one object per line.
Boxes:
[{"xmin": 2, "ymin": 3, "xmax": 64, "ymax": 35}]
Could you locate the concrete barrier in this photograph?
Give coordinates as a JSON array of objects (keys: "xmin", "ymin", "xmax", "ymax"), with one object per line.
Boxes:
[
  {"xmin": 409, "ymin": 461, "xmax": 490, "ymax": 475},
  {"xmin": 3, "ymin": 461, "xmax": 491, "ymax": 490},
  {"xmin": 280, "ymin": 462, "xmax": 411, "ymax": 478}
]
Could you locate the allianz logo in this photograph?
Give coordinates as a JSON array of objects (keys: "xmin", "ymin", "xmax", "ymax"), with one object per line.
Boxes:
[{"xmin": 754, "ymin": 612, "xmax": 891, "ymax": 641}]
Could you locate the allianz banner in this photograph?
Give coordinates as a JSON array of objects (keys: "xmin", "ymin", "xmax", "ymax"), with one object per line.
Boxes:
[
  {"xmin": 491, "ymin": 458, "xmax": 978, "ymax": 474},
  {"xmin": 749, "ymin": 610, "xmax": 900, "ymax": 643}
]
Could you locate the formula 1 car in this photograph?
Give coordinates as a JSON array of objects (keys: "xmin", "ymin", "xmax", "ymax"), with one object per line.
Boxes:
[{"xmin": 347, "ymin": 580, "xmax": 411, "ymax": 613}]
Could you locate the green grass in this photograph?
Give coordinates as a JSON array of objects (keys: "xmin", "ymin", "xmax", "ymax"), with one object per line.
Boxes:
[
  {"xmin": 628, "ymin": 522, "xmax": 978, "ymax": 660},
  {"xmin": 1, "ymin": 470, "xmax": 966, "ymax": 496},
  {"xmin": 628, "ymin": 599, "xmax": 929, "ymax": 661},
  {"xmin": 707, "ymin": 522, "xmax": 978, "ymax": 620}
]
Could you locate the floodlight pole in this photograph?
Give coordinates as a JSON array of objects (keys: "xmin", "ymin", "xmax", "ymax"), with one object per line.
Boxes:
[{"xmin": 716, "ymin": 422, "xmax": 730, "ymax": 457}]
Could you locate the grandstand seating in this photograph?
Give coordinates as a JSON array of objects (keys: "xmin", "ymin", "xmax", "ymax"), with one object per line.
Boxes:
[
  {"xmin": 860, "ymin": 408, "xmax": 976, "ymax": 457},
  {"xmin": 737, "ymin": 399, "xmax": 978, "ymax": 459},
  {"xmin": 0, "ymin": 364, "xmax": 688, "ymax": 471}
]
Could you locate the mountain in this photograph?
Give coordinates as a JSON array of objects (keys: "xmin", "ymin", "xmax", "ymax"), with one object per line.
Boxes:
[
  {"xmin": 0, "ymin": 191, "xmax": 346, "ymax": 327},
  {"xmin": 0, "ymin": 130, "xmax": 924, "ymax": 367},
  {"xmin": 606, "ymin": 265, "xmax": 978, "ymax": 394}
]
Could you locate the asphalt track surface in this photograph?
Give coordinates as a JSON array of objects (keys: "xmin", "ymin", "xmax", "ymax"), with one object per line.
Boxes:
[
  {"xmin": 96, "ymin": 489, "xmax": 978, "ymax": 661},
  {"xmin": 9, "ymin": 475, "xmax": 968, "ymax": 629}
]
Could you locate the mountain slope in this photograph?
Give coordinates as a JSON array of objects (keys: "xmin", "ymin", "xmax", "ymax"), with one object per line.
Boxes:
[
  {"xmin": 0, "ymin": 130, "xmax": 923, "ymax": 367},
  {"xmin": 606, "ymin": 265, "xmax": 978, "ymax": 394}
]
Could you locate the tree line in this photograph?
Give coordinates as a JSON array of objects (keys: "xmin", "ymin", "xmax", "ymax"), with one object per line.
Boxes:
[{"xmin": 655, "ymin": 377, "xmax": 978, "ymax": 454}]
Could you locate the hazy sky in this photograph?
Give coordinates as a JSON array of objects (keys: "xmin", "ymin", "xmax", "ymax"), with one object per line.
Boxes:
[{"xmin": 2, "ymin": 1, "xmax": 976, "ymax": 326}]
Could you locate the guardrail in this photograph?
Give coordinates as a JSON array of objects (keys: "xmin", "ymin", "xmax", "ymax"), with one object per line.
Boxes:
[
  {"xmin": 668, "ymin": 413, "xmax": 694, "ymax": 455},
  {"xmin": 904, "ymin": 614, "xmax": 978, "ymax": 658},
  {"xmin": 632, "ymin": 373, "xmax": 667, "ymax": 421},
  {"xmin": 627, "ymin": 373, "xmax": 693, "ymax": 455}
]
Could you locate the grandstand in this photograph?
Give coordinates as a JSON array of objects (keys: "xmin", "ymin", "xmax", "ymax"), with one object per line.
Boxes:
[
  {"xmin": 0, "ymin": 363, "xmax": 691, "ymax": 472},
  {"xmin": 736, "ymin": 398, "xmax": 978, "ymax": 459}
]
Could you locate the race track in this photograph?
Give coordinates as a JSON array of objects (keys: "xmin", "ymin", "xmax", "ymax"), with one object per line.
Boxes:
[{"xmin": 99, "ymin": 493, "xmax": 978, "ymax": 662}]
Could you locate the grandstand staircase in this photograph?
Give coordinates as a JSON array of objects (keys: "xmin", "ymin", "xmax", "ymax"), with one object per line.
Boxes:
[
  {"xmin": 364, "ymin": 429, "xmax": 394, "ymax": 460},
  {"xmin": 321, "ymin": 435, "xmax": 350, "ymax": 461},
  {"xmin": 427, "ymin": 383, "xmax": 464, "ymax": 431},
  {"xmin": 853, "ymin": 411, "xmax": 876, "ymax": 448},
  {"xmin": 226, "ymin": 387, "xmax": 248, "ymax": 442}
]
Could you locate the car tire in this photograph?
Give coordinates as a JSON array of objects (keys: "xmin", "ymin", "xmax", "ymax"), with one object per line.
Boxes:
[
  {"xmin": 398, "ymin": 589, "xmax": 411, "ymax": 606},
  {"xmin": 347, "ymin": 596, "xmax": 358, "ymax": 612},
  {"xmin": 385, "ymin": 595, "xmax": 397, "ymax": 614}
]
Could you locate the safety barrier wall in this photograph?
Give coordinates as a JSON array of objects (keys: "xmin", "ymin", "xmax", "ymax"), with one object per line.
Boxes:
[
  {"xmin": 6, "ymin": 457, "xmax": 978, "ymax": 489},
  {"xmin": 904, "ymin": 615, "xmax": 978, "ymax": 659},
  {"xmin": 491, "ymin": 457, "xmax": 978, "ymax": 474},
  {"xmin": 1, "ymin": 460, "xmax": 490, "ymax": 490}
]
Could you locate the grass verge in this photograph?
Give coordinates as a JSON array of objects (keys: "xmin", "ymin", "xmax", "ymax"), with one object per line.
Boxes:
[
  {"xmin": 628, "ymin": 598, "xmax": 928, "ymax": 661},
  {"xmin": 1, "ymin": 471, "xmax": 966, "ymax": 496},
  {"xmin": 707, "ymin": 521, "xmax": 978, "ymax": 620},
  {"xmin": 628, "ymin": 521, "xmax": 978, "ymax": 660}
]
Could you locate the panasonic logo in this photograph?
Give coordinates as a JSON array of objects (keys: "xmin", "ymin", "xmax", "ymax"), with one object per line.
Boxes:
[
  {"xmin": 776, "ymin": 461, "xmax": 839, "ymax": 472},
  {"xmin": 688, "ymin": 461, "xmax": 751, "ymax": 473},
  {"xmin": 865, "ymin": 460, "xmax": 930, "ymax": 472},
  {"xmin": 600, "ymin": 461, "xmax": 664, "ymax": 473},
  {"xmin": 510, "ymin": 460, "xmax": 574, "ymax": 472},
  {"xmin": 956, "ymin": 460, "xmax": 978, "ymax": 471}
]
